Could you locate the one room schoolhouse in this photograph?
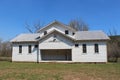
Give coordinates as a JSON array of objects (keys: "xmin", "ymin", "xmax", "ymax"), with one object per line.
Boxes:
[{"xmin": 11, "ymin": 21, "xmax": 109, "ymax": 63}]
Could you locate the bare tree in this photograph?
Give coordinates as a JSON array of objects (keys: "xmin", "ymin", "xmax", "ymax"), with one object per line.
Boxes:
[
  {"xmin": 69, "ymin": 19, "xmax": 89, "ymax": 31},
  {"xmin": 108, "ymin": 29, "xmax": 120, "ymax": 62},
  {"xmin": 108, "ymin": 36, "xmax": 120, "ymax": 62},
  {"xmin": 108, "ymin": 28, "xmax": 118, "ymax": 36},
  {"xmin": 0, "ymin": 40, "xmax": 12, "ymax": 57},
  {"xmin": 25, "ymin": 21, "xmax": 44, "ymax": 33},
  {"xmin": 0, "ymin": 38, "xmax": 3, "ymax": 55}
]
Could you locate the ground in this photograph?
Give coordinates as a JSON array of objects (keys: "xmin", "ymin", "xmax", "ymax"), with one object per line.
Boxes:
[{"xmin": 0, "ymin": 61, "xmax": 119, "ymax": 80}]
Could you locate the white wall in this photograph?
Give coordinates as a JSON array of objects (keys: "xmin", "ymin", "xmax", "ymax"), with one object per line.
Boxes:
[
  {"xmin": 39, "ymin": 24, "xmax": 75, "ymax": 38},
  {"xmin": 38, "ymin": 33, "xmax": 73, "ymax": 62},
  {"xmin": 39, "ymin": 32, "xmax": 107, "ymax": 62},
  {"xmin": 39, "ymin": 33, "xmax": 73, "ymax": 49},
  {"xmin": 12, "ymin": 36, "xmax": 108, "ymax": 62},
  {"xmin": 72, "ymin": 41, "xmax": 107, "ymax": 62},
  {"xmin": 12, "ymin": 43, "xmax": 38, "ymax": 62}
]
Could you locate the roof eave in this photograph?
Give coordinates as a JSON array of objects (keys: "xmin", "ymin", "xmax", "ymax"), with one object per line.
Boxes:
[
  {"xmin": 75, "ymin": 39, "xmax": 110, "ymax": 42},
  {"xmin": 11, "ymin": 41, "xmax": 38, "ymax": 43}
]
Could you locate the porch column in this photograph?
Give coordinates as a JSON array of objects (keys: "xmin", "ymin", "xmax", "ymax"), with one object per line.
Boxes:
[
  {"xmin": 37, "ymin": 49, "xmax": 41, "ymax": 63},
  {"xmin": 39, "ymin": 49, "xmax": 41, "ymax": 62}
]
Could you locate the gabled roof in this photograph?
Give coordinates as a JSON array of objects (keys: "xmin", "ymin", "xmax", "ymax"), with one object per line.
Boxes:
[
  {"xmin": 36, "ymin": 20, "xmax": 76, "ymax": 33},
  {"xmin": 10, "ymin": 33, "xmax": 40, "ymax": 42},
  {"xmin": 10, "ymin": 20, "xmax": 110, "ymax": 43},
  {"xmin": 38, "ymin": 30, "xmax": 75, "ymax": 41},
  {"xmin": 11, "ymin": 30, "xmax": 109, "ymax": 43},
  {"xmin": 75, "ymin": 31, "xmax": 110, "ymax": 41},
  {"xmin": 10, "ymin": 30, "xmax": 75, "ymax": 43}
]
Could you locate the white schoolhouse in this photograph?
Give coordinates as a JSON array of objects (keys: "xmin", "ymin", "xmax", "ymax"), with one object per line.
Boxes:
[{"xmin": 11, "ymin": 21, "xmax": 109, "ymax": 63}]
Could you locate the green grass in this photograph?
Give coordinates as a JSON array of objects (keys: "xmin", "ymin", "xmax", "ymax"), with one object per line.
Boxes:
[{"xmin": 0, "ymin": 61, "xmax": 119, "ymax": 80}]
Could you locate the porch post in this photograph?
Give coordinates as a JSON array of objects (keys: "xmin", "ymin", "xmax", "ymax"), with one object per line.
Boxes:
[
  {"xmin": 37, "ymin": 49, "xmax": 39, "ymax": 63},
  {"xmin": 39, "ymin": 49, "xmax": 41, "ymax": 62},
  {"xmin": 37, "ymin": 49, "xmax": 41, "ymax": 63}
]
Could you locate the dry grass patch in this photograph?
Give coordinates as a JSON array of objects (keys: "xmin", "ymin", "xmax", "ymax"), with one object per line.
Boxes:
[{"xmin": 0, "ymin": 62, "xmax": 119, "ymax": 80}]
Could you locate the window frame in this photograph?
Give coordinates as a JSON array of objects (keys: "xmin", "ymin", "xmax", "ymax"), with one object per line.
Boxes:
[
  {"xmin": 75, "ymin": 44, "xmax": 79, "ymax": 47},
  {"xmin": 94, "ymin": 44, "xmax": 99, "ymax": 53},
  {"xmin": 28, "ymin": 45, "xmax": 32, "ymax": 53},
  {"xmin": 53, "ymin": 34, "xmax": 57, "ymax": 38},
  {"xmin": 19, "ymin": 45, "xmax": 22, "ymax": 53},
  {"xmin": 72, "ymin": 32, "xmax": 75, "ymax": 35},
  {"xmin": 44, "ymin": 31, "xmax": 47, "ymax": 35},
  {"xmin": 34, "ymin": 45, "xmax": 38, "ymax": 48},
  {"xmin": 65, "ymin": 30, "xmax": 69, "ymax": 34},
  {"xmin": 82, "ymin": 44, "xmax": 87, "ymax": 53}
]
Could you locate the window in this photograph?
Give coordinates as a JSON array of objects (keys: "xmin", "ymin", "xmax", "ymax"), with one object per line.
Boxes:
[
  {"xmin": 19, "ymin": 45, "xmax": 22, "ymax": 53},
  {"xmin": 65, "ymin": 30, "xmax": 69, "ymax": 34},
  {"xmin": 72, "ymin": 32, "xmax": 75, "ymax": 35},
  {"xmin": 35, "ymin": 45, "xmax": 38, "ymax": 48},
  {"xmin": 82, "ymin": 44, "xmax": 87, "ymax": 53},
  {"xmin": 44, "ymin": 31, "xmax": 47, "ymax": 35},
  {"xmin": 28, "ymin": 45, "xmax": 32, "ymax": 53},
  {"xmin": 53, "ymin": 39, "xmax": 56, "ymax": 42},
  {"xmin": 54, "ymin": 34, "xmax": 57, "ymax": 38},
  {"xmin": 75, "ymin": 44, "xmax": 79, "ymax": 47},
  {"xmin": 95, "ymin": 44, "xmax": 99, "ymax": 53}
]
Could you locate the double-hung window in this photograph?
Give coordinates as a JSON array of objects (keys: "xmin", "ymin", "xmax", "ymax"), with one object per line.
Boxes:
[
  {"xmin": 95, "ymin": 44, "xmax": 99, "ymax": 53},
  {"xmin": 83, "ymin": 44, "xmax": 87, "ymax": 53},
  {"xmin": 19, "ymin": 45, "xmax": 22, "ymax": 53},
  {"xmin": 28, "ymin": 45, "xmax": 32, "ymax": 53}
]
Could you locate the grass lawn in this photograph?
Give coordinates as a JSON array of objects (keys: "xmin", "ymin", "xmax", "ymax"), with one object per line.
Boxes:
[{"xmin": 0, "ymin": 61, "xmax": 119, "ymax": 80}]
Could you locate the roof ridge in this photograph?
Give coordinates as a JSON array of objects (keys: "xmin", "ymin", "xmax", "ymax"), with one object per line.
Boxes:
[{"xmin": 36, "ymin": 20, "xmax": 76, "ymax": 33}]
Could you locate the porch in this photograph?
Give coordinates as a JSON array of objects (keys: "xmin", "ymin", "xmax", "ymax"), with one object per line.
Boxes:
[{"xmin": 40, "ymin": 49, "xmax": 72, "ymax": 61}]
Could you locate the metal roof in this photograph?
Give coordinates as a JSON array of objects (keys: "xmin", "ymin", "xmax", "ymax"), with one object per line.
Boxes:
[
  {"xmin": 10, "ymin": 33, "xmax": 40, "ymax": 42},
  {"xmin": 11, "ymin": 30, "xmax": 109, "ymax": 42},
  {"xmin": 75, "ymin": 31, "xmax": 109, "ymax": 40},
  {"xmin": 36, "ymin": 20, "xmax": 76, "ymax": 33}
]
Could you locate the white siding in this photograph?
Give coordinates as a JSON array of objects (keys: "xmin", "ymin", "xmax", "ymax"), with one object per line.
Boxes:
[
  {"xmin": 39, "ymin": 24, "xmax": 75, "ymax": 38},
  {"xmin": 12, "ymin": 40, "xmax": 107, "ymax": 62},
  {"xmin": 12, "ymin": 43, "xmax": 38, "ymax": 62},
  {"xmin": 72, "ymin": 41, "xmax": 107, "ymax": 62},
  {"xmin": 39, "ymin": 33, "xmax": 73, "ymax": 49}
]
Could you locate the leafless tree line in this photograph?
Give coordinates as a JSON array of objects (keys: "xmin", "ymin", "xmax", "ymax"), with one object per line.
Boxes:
[
  {"xmin": 25, "ymin": 21, "xmax": 44, "ymax": 33},
  {"xmin": 25, "ymin": 19, "xmax": 89, "ymax": 33},
  {"xmin": 0, "ymin": 39, "xmax": 12, "ymax": 57},
  {"xmin": 69, "ymin": 19, "xmax": 89, "ymax": 31},
  {"xmin": 108, "ymin": 35, "xmax": 120, "ymax": 62}
]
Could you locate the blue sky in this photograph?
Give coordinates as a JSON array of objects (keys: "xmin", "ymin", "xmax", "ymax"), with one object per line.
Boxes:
[{"xmin": 0, "ymin": 0, "xmax": 120, "ymax": 41}]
